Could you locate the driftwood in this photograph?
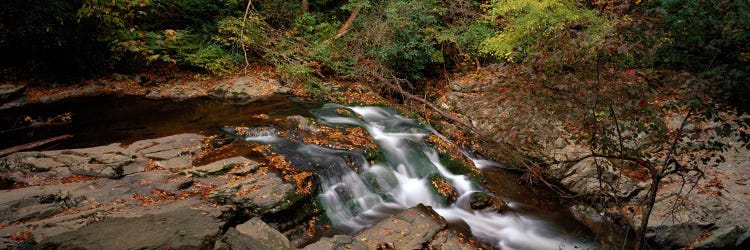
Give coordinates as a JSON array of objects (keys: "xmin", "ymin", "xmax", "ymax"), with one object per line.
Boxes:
[{"xmin": 0, "ymin": 134, "xmax": 73, "ymax": 157}]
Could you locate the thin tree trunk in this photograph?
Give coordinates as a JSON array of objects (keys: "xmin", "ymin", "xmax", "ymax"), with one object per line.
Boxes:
[
  {"xmin": 302, "ymin": 0, "xmax": 309, "ymax": 12},
  {"xmin": 240, "ymin": 0, "xmax": 254, "ymax": 73},
  {"xmin": 635, "ymin": 171, "xmax": 658, "ymax": 250}
]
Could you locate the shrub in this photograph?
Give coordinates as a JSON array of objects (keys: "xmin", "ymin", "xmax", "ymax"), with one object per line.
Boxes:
[{"xmin": 480, "ymin": 0, "xmax": 609, "ymax": 62}]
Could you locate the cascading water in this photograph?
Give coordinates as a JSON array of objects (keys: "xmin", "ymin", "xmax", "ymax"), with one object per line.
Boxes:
[{"xmin": 236, "ymin": 104, "xmax": 590, "ymax": 250}]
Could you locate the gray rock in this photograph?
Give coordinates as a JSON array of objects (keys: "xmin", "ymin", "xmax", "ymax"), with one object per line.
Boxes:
[
  {"xmin": 211, "ymin": 172, "xmax": 297, "ymax": 214},
  {"xmin": 181, "ymin": 157, "xmax": 258, "ymax": 177},
  {"xmin": 234, "ymin": 217, "xmax": 292, "ymax": 250},
  {"xmin": 0, "ymin": 191, "xmax": 81, "ymax": 224},
  {"xmin": 641, "ymin": 144, "xmax": 750, "ymax": 249},
  {"xmin": 0, "ymin": 144, "xmax": 142, "ymax": 179},
  {"xmin": 209, "ymin": 77, "xmax": 288, "ymax": 103},
  {"xmin": 554, "ymin": 157, "xmax": 644, "ymax": 200},
  {"xmin": 145, "ymin": 82, "xmax": 205, "ymax": 100},
  {"xmin": 303, "ymin": 235, "xmax": 367, "ymax": 250},
  {"xmin": 129, "ymin": 133, "xmax": 204, "ymax": 156},
  {"xmin": 429, "ymin": 230, "xmax": 479, "ymax": 250},
  {"xmin": 356, "ymin": 204, "xmax": 447, "ymax": 249},
  {"xmin": 38, "ymin": 207, "xmax": 221, "ymax": 250},
  {"xmin": 155, "ymin": 155, "xmax": 193, "ymax": 170},
  {"xmin": 217, "ymin": 228, "xmax": 268, "ymax": 250}
]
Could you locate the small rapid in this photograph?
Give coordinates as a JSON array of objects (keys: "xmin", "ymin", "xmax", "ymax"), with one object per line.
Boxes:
[{"xmin": 237, "ymin": 104, "xmax": 588, "ymax": 250}]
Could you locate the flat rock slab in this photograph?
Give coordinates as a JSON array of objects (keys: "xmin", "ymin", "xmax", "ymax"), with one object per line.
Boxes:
[
  {"xmin": 356, "ymin": 204, "xmax": 448, "ymax": 249},
  {"xmin": 0, "ymin": 143, "xmax": 142, "ymax": 179},
  {"xmin": 211, "ymin": 172, "xmax": 297, "ymax": 214},
  {"xmin": 181, "ymin": 156, "xmax": 258, "ymax": 177},
  {"xmin": 38, "ymin": 207, "xmax": 221, "ymax": 250},
  {"xmin": 129, "ymin": 133, "xmax": 204, "ymax": 156},
  {"xmin": 209, "ymin": 77, "xmax": 288, "ymax": 103}
]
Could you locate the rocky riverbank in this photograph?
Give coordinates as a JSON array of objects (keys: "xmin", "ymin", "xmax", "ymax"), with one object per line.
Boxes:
[
  {"xmin": 0, "ymin": 72, "xmax": 289, "ymax": 110},
  {"xmin": 435, "ymin": 68, "xmax": 750, "ymax": 249},
  {"xmin": 0, "ymin": 133, "xmax": 480, "ymax": 249}
]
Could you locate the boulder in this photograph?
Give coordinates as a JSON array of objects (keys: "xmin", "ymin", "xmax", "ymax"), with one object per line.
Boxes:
[
  {"xmin": 216, "ymin": 228, "xmax": 266, "ymax": 250},
  {"xmin": 356, "ymin": 204, "xmax": 447, "ymax": 249},
  {"xmin": 234, "ymin": 217, "xmax": 292, "ymax": 250},
  {"xmin": 468, "ymin": 192, "xmax": 509, "ymax": 212}
]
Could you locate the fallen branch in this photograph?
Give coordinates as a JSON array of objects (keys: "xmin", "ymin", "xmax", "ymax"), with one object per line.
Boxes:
[{"xmin": 0, "ymin": 134, "xmax": 73, "ymax": 157}]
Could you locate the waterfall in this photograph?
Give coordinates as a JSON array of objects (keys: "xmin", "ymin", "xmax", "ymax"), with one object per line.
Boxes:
[{"xmin": 238, "ymin": 104, "xmax": 585, "ymax": 250}]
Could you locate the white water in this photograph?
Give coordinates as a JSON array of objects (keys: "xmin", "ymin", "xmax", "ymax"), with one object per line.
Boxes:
[{"xmin": 242, "ymin": 104, "xmax": 587, "ymax": 250}]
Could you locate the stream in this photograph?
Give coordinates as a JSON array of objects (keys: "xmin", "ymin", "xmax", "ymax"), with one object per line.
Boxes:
[{"xmin": 1, "ymin": 96, "xmax": 601, "ymax": 249}]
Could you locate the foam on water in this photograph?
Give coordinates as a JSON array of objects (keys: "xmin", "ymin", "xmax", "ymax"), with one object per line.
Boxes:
[{"xmin": 241, "ymin": 104, "xmax": 589, "ymax": 249}]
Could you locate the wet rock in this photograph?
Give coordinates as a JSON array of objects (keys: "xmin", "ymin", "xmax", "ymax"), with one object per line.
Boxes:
[
  {"xmin": 0, "ymin": 84, "xmax": 25, "ymax": 102},
  {"xmin": 211, "ymin": 172, "xmax": 298, "ymax": 214},
  {"xmin": 356, "ymin": 204, "xmax": 448, "ymax": 249},
  {"xmin": 181, "ymin": 156, "xmax": 258, "ymax": 177},
  {"xmin": 468, "ymin": 192, "xmax": 509, "ymax": 212},
  {"xmin": 303, "ymin": 235, "xmax": 368, "ymax": 250},
  {"xmin": 38, "ymin": 207, "xmax": 221, "ymax": 250},
  {"xmin": 287, "ymin": 115, "xmax": 318, "ymax": 134},
  {"xmin": 233, "ymin": 217, "xmax": 292, "ymax": 250},
  {"xmin": 429, "ymin": 230, "xmax": 479, "ymax": 250},
  {"xmin": 430, "ymin": 174, "xmax": 458, "ymax": 204},
  {"xmin": 209, "ymin": 77, "xmax": 288, "ymax": 103}
]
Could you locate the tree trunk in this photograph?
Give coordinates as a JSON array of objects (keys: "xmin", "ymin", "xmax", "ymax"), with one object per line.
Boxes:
[
  {"xmin": 635, "ymin": 168, "xmax": 659, "ymax": 249},
  {"xmin": 302, "ymin": 0, "xmax": 309, "ymax": 12},
  {"xmin": 333, "ymin": 6, "xmax": 362, "ymax": 40}
]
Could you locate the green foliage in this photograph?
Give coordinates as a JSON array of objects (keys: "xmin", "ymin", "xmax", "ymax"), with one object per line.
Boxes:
[
  {"xmin": 76, "ymin": 0, "xmax": 243, "ymax": 74},
  {"xmin": 657, "ymin": 0, "xmax": 750, "ymax": 70},
  {"xmin": 481, "ymin": 0, "xmax": 609, "ymax": 62},
  {"xmin": 656, "ymin": 0, "xmax": 750, "ymax": 110},
  {"xmin": 367, "ymin": 0, "xmax": 445, "ymax": 79}
]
